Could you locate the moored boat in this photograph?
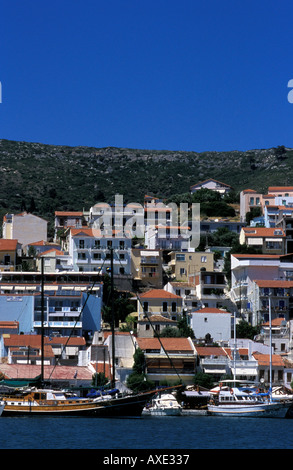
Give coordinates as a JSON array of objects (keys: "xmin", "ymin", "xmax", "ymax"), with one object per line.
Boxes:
[
  {"xmin": 142, "ymin": 392, "xmax": 182, "ymax": 417},
  {"xmin": 207, "ymin": 381, "xmax": 292, "ymax": 418},
  {"xmin": 0, "ymin": 386, "xmax": 162, "ymax": 417}
]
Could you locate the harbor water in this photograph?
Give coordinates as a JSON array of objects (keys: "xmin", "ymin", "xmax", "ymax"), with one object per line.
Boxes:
[{"xmin": 1, "ymin": 415, "xmax": 293, "ymax": 450}]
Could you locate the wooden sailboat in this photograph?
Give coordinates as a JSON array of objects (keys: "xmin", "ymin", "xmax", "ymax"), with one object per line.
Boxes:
[{"xmin": 0, "ymin": 251, "xmax": 169, "ymax": 417}]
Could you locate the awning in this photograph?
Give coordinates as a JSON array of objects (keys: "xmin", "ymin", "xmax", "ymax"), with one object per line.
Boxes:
[
  {"xmin": 203, "ymin": 368, "xmax": 227, "ymax": 374},
  {"xmin": 234, "ymin": 368, "xmax": 258, "ymax": 376}
]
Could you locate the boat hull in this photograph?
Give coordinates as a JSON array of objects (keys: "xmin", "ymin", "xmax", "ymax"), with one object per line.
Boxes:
[
  {"xmin": 207, "ymin": 402, "xmax": 292, "ymax": 418},
  {"xmin": 0, "ymin": 401, "xmax": 5, "ymax": 416},
  {"xmin": 142, "ymin": 408, "xmax": 182, "ymax": 417},
  {"xmin": 1, "ymin": 391, "xmax": 156, "ymax": 417}
]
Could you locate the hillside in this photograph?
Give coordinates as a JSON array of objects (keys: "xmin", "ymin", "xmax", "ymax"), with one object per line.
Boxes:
[{"xmin": 0, "ymin": 139, "xmax": 292, "ymax": 233}]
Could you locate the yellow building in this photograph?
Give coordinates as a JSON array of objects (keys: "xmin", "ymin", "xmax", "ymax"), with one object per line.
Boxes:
[
  {"xmin": 168, "ymin": 251, "xmax": 214, "ymax": 281},
  {"xmin": 0, "ymin": 239, "xmax": 21, "ymax": 271}
]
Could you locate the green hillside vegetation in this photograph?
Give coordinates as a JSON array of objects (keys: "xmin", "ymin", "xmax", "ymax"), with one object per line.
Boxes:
[{"xmin": 0, "ymin": 139, "xmax": 291, "ymax": 236}]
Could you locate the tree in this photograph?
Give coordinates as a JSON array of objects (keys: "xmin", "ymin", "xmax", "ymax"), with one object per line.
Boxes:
[
  {"xmin": 193, "ymin": 372, "xmax": 214, "ymax": 389},
  {"xmin": 126, "ymin": 348, "xmax": 155, "ymax": 392},
  {"xmin": 92, "ymin": 372, "xmax": 109, "ymax": 387},
  {"xmin": 160, "ymin": 326, "xmax": 181, "ymax": 337},
  {"xmin": 236, "ymin": 320, "xmax": 260, "ymax": 340},
  {"xmin": 177, "ymin": 316, "xmax": 195, "ymax": 338}
]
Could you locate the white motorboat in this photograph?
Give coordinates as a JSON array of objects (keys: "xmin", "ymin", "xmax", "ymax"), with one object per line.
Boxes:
[
  {"xmin": 272, "ymin": 386, "xmax": 293, "ymax": 402},
  {"xmin": 208, "ymin": 381, "xmax": 292, "ymax": 418},
  {"xmin": 142, "ymin": 393, "xmax": 182, "ymax": 416}
]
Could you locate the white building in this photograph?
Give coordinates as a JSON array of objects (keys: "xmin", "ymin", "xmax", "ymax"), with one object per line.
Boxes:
[
  {"xmin": 191, "ymin": 307, "xmax": 232, "ymax": 343},
  {"xmin": 67, "ymin": 227, "xmax": 132, "ymax": 276},
  {"xmin": 3, "ymin": 212, "xmax": 48, "ymax": 246}
]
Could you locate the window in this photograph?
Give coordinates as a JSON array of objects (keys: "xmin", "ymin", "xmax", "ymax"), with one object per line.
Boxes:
[
  {"xmin": 143, "ymin": 302, "xmax": 148, "ymax": 312},
  {"xmin": 162, "ymin": 302, "xmax": 168, "ymax": 312},
  {"xmin": 79, "ymin": 240, "xmax": 84, "ymax": 249},
  {"xmin": 146, "ymin": 324, "xmax": 150, "ymax": 330},
  {"xmin": 176, "ymin": 254, "xmax": 185, "ymax": 262},
  {"xmin": 204, "ymin": 317, "xmax": 208, "ymax": 322},
  {"xmin": 201, "ymin": 256, "xmax": 207, "ymax": 263},
  {"xmin": 171, "ymin": 302, "xmax": 177, "ymax": 312}
]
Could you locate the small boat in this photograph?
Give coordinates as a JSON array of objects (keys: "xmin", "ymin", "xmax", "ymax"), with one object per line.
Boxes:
[
  {"xmin": 207, "ymin": 381, "xmax": 292, "ymax": 418},
  {"xmin": 272, "ymin": 386, "xmax": 293, "ymax": 402},
  {"xmin": 142, "ymin": 392, "xmax": 182, "ymax": 417}
]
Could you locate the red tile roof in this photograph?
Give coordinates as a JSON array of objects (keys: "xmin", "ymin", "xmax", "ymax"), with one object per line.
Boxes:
[
  {"xmin": 262, "ymin": 317, "xmax": 286, "ymax": 326},
  {"xmin": 4, "ymin": 334, "xmax": 86, "ymax": 348},
  {"xmin": 136, "ymin": 337, "xmax": 193, "ymax": 352},
  {"xmin": 55, "ymin": 211, "xmax": 83, "ymax": 216},
  {"xmin": 193, "ymin": 308, "xmax": 230, "ymax": 314},
  {"xmin": 0, "ymin": 239, "xmax": 18, "ymax": 251},
  {"xmin": 268, "ymin": 186, "xmax": 293, "ymax": 192},
  {"xmin": 255, "ymin": 279, "xmax": 293, "ymax": 288},
  {"xmin": 233, "ymin": 254, "xmax": 280, "ymax": 259},
  {"xmin": 139, "ymin": 314, "xmax": 177, "ymax": 323},
  {"xmin": 139, "ymin": 289, "xmax": 181, "ymax": 299},
  {"xmin": 252, "ymin": 352, "xmax": 285, "ymax": 367},
  {"xmin": 0, "ymin": 363, "xmax": 93, "ymax": 380},
  {"xmin": 194, "ymin": 346, "xmax": 227, "ymax": 356},
  {"xmin": 242, "ymin": 227, "xmax": 285, "ymax": 237}
]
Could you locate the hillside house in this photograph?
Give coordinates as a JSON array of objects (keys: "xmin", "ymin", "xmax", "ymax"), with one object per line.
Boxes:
[
  {"xmin": 253, "ymin": 352, "xmax": 286, "ymax": 385},
  {"xmin": 191, "ymin": 308, "xmax": 232, "ymax": 343},
  {"xmin": 167, "ymin": 250, "xmax": 214, "ymax": 281},
  {"xmin": 137, "ymin": 288, "xmax": 183, "ymax": 322},
  {"xmin": 36, "ymin": 248, "xmax": 73, "ymax": 272},
  {"xmin": 259, "ymin": 317, "xmax": 292, "ymax": 355},
  {"xmin": 190, "ymin": 178, "xmax": 232, "ymax": 195},
  {"xmin": 2, "ymin": 212, "xmax": 48, "ymax": 246},
  {"xmin": 131, "ymin": 248, "xmax": 163, "ymax": 289},
  {"xmin": 230, "ymin": 253, "xmax": 293, "ymax": 325},
  {"xmin": 0, "ymin": 239, "xmax": 22, "ymax": 271},
  {"xmin": 239, "ymin": 226, "xmax": 286, "ymax": 254},
  {"xmin": 0, "ymin": 271, "xmax": 102, "ymax": 338},
  {"xmin": 137, "ymin": 314, "xmax": 178, "ymax": 338},
  {"xmin": 67, "ymin": 228, "xmax": 132, "ymax": 287},
  {"xmin": 164, "ymin": 281, "xmax": 199, "ymax": 313},
  {"xmin": 136, "ymin": 337, "xmax": 196, "ymax": 385},
  {"xmin": 145, "ymin": 225, "xmax": 191, "ymax": 251},
  {"xmin": 2, "ymin": 334, "xmax": 55, "ymax": 366}
]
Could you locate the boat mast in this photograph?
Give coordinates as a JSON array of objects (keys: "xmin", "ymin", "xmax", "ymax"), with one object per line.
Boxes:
[
  {"xmin": 41, "ymin": 256, "xmax": 44, "ymax": 386},
  {"xmin": 110, "ymin": 247, "xmax": 115, "ymax": 389},
  {"xmin": 233, "ymin": 311, "xmax": 237, "ymax": 382},
  {"xmin": 269, "ymin": 296, "xmax": 272, "ymax": 402}
]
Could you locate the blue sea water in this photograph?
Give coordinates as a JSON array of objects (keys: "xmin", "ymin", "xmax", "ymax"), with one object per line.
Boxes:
[{"xmin": 0, "ymin": 415, "xmax": 293, "ymax": 450}]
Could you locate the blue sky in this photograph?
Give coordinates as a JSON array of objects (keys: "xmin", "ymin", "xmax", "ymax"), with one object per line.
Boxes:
[{"xmin": 1, "ymin": 0, "xmax": 293, "ymax": 152}]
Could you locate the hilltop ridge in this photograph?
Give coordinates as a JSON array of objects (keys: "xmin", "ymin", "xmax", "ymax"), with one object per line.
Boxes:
[{"xmin": 0, "ymin": 139, "xmax": 292, "ymax": 225}]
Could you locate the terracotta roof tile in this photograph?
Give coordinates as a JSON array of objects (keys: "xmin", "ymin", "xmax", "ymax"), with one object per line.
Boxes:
[
  {"xmin": 253, "ymin": 352, "xmax": 285, "ymax": 367},
  {"xmin": 193, "ymin": 308, "xmax": 230, "ymax": 314},
  {"xmin": 139, "ymin": 289, "xmax": 181, "ymax": 299},
  {"xmin": 136, "ymin": 337, "xmax": 193, "ymax": 352}
]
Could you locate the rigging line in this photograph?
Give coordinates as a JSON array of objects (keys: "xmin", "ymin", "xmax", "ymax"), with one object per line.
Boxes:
[
  {"xmin": 47, "ymin": 258, "xmax": 107, "ymax": 380},
  {"xmin": 113, "ymin": 248, "xmax": 182, "ymax": 383}
]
